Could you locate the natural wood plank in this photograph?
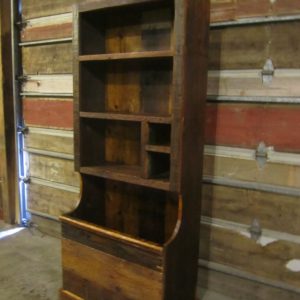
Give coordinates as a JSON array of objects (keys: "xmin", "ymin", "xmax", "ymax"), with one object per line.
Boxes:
[
  {"xmin": 62, "ymin": 222, "xmax": 163, "ymax": 270},
  {"xmin": 273, "ymin": 0, "xmax": 300, "ymax": 16},
  {"xmin": 24, "ymin": 99, "xmax": 73, "ymax": 129},
  {"xmin": 202, "ymin": 183, "xmax": 300, "ymax": 236},
  {"xmin": 208, "ymin": 69, "xmax": 300, "ymax": 97},
  {"xmin": 80, "ymin": 165, "xmax": 170, "ymax": 191},
  {"xmin": 22, "ymin": 22, "xmax": 72, "ymax": 42},
  {"xmin": 22, "ymin": 0, "xmax": 82, "ymax": 19},
  {"xmin": 0, "ymin": 1, "xmax": 17, "ymax": 223},
  {"xmin": 79, "ymin": 50, "xmax": 173, "ymax": 61},
  {"xmin": 24, "ymin": 100, "xmax": 300, "ymax": 153},
  {"xmin": 29, "ymin": 154, "xmax": 80, "ymax": 187},
  {"xmin": 21, "ymin": 21, "xmax": 300, "ymax": 70},
  {"xmin": 60, "ymin": 290, "xmax": 84, "ymax": 300},
  {"xmin": 21, "ymin": 0, "xmax": 300, "ymax": 24},
  {"xmin": 62, "ymin": 238, "xmax": 163, "ymax": 299},
  {"xmin": 22, "ymin": 75, "xmax": 73, "ymax": 95},
  {"xmin": 25, "ymin": 130, "xmax": 74, "ymax": 155},
  {"xmin": 205, "ymin": 103, "xmax": 300, "ymax": 152},
  {"xmin": 27, "ymin": 183, "xmax": 79, "ymax": 217},
  {"xmin": 80, "ymin": 112, "xmax": 171, "ymax": 123},
  {"xmin": 21, "ymin": 70, "xmax": 300, "ymax": 98},
  {"xmin": 209, "ymin": 24, "xmax": 268, "ymax": 70},
  {"xmin": 22, "ymin": 43, "xmax": 72, "ymax": 74},
  {"xmin": 198, "ymin": 266, "xmax": 300, "ymax": 300},
  {"xmin": 199, "ymin": 224, "xmax": 300, "ymax": 288},
  {"xmin": 146, "ymin": 145, "xmax": 171, "ymax": 154},
  {"xmin": 203, "ymin": 154, "xmax": 300, "ymax": 189},
  {"xmin": 270, "ymin": 22, "xmax": 300, "ymax": 69}
]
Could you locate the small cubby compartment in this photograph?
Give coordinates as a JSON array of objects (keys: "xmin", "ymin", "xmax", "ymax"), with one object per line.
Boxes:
[
  {"xmin": 79, "ymin": 2, "xmax": 174, "ymax": 55},
  {"xmin": 71, "ymin": 175, "xmax": 178, "ymax": 245},
  {"xmin": 148, "ymin": 123, "xmax": 171, "ymax": 146},
  {"xmin": 80, "ymin": 59, "xmax": 173, "ymax": 116},
  {"xmin": 146, "ymin": 152, "xmax": 170, "ymax": 180}
]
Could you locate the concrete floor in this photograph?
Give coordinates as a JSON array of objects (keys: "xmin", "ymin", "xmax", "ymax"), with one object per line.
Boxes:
[
  {"xmin": 0, "ymin": 221, "xmax": 229, "ymax": 300},
  {"xmin": 0, "ymin": 221, "xmax": 61, "ymax": 300}
]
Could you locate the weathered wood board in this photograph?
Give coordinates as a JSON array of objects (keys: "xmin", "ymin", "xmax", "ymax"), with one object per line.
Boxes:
[
  {"xmin": 22, "ymin": 0, "xmax": 300, "ymax": 21},
  {"xmin": 197, "ymin": 266, "xmax": 300, "ymax": 300},
  {"xmin": 62, "ymin": 238, "xmax": 163, "ymax": 299},
  {"xmin": 22, "ymin": 0, "xmax": 82, "ymax": 19},
  {"xmin": 203, "ymin": 155, "xmax": 300, "ymax": 189},
  {"xmin": 202, "ymin": 183, "xmax": 300, "ymax": 236},
  {"xmin": 22, "ymin": 43, "xmax": 72, "ymax": 74},
  {"xmin": 22, "ymin": 75, "xmax": 73, "ymax": 95},
  {"xmin": 28, "ymin": 182, "xmax": 79, "ymax": 217},
  {"xmin": 25, "ymin": 129, "xmax": 74, "ymax": 155},
  {"xmin": 28, "ymin": 154, "xmax": 80, "ymax": 187},
  {"xmin": 21, "ymin": 21, "xmax": 300, "ymax": 70},
  {"xmin": 23, "ymin": 98, "xmax": 300, "ymax": 153},
  {"xmin": 199, "ymin": 223, "xmax": 300, "ymax": 288},
  {"xmin": 205, "ymin": 103, "xmax": 300, "ymax": 152},
  {"xmin": 24, "ymin": 99, "xmax": 73, "ymax": 129},
  {"xmin": 21, "ymin": 70, "xmax": 300, "ymax": 98}
]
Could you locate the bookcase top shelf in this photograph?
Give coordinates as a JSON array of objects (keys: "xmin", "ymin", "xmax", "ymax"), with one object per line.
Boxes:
[
  {"xmin": 80, "ymin": 112, "xmax": 172, "ymax": 124},
  {"xmin": 79, "ymin": 50, "xmax": 173, "ymax": 62},
  {"xmin": 80, "ymin": 165, "xmax": 171, "ymax": 191}
]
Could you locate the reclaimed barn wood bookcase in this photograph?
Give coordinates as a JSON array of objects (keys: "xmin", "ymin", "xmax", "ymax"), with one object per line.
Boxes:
[{"xmin": 60, "ymin": 0, "xmax": 209, "ymax": 299}]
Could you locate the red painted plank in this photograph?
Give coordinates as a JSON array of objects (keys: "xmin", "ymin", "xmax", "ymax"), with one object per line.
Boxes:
[
  {"xmin": 24, "ymin": 98, "xmax": 73, "ymax": 129},
  {"xmin": 205, "ymin": 104, "xmax": 300, "ymax": 152},
  {"xmin": 21, "ymin": 22, "xmax": 72, "ymax": 42}
]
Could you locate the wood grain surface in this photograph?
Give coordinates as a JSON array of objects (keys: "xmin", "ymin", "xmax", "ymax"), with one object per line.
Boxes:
[{"xmin": 62, "ymin": 238, "xmax": 163, "ymax": 299}]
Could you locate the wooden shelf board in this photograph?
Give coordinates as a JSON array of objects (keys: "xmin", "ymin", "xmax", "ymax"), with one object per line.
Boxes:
[
  {"xmin": 145, "ymin": 145, "xmax": 171, "ymax": 154},
  {"xmin": 79, "ymin": 50, "xmax": 173, "ymax": 62},
  {"xmin": 60, "ymin": 215, "xmax": 163, "ymax": 254},
  {"xmin": 80, "ymin": 111, "xmax": 172, "ymax": 124},
  {"xmin": 80, "ymin": 164, "xmax": 170, "ymax": 191}
]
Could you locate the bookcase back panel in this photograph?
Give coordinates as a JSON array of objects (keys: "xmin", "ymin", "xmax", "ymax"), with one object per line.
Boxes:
[
  {"xmin": 80, "ymin": 4, "xmax": 174, "ymax": 55},
  {"xmin": 80, "ymin": 119, "xmax": 141, "ymax": 167},
  {"xmin": 80, "ymin": 60, "xmax": 172, "ymax": 115},
  {"xmin": 105, "ymin": 121, "xmax": 141, "ymax": 165}
]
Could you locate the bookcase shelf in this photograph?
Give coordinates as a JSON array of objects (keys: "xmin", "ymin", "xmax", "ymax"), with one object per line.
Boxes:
[
  {"xmin": 60, "ymin": 1, "xmax": 209, "ymax": 299},
  {"xmin": 80, "ymin": 111, "xmax": 172, "ymax": 123},
  {"xmin": 79, "ymin": 50, "xmax": 173, "ymax": 61},
  {"xmin": 80, "ymin": 165, "xmax": 170, "ymax": 191}
]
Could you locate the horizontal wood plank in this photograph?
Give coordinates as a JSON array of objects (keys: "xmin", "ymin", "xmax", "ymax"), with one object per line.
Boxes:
[
  {"xmin": 22, "ymin": 22, "xmax": 72, "ymax": 42},
  {"xmin": 28, "ymin": 182, "xmax": 79, "ymax": 216},
  {"xmin": 200, "ymin": 223, "xmax": 300, "ymax": 288},
  {"xmin": 22, "ymin": 0, "xmax": 300, "ymax": 22},
  {"xmin": 24, "ymin": 98, "xmax": 300, "ymax": 152},
  {"xmin": 202, "ymin": 183, "xmax": 300, "ymax": 236},
  {"xmin": 205, "ymin": 103, "xmax": 300, "ymax": 152},
  {"xmin": 21, "ymin": 22, "xmax": 300, "ymax": 71},
  {"xmin": 198, "ymin": 266, "xmax": 300, "ymax": 300},
  {"xmin": 25, "ymin": 129, "xmax": 74, "ymax": 155},
  {"xmin": 21, "ymin": 70, "xmax": 300, "ymax": 98},
  {"xmin": 29, "ymin": 154, "xmax": 79, "ymax": 187},
  {"xmin": 22, "ymin": 43, "xmax": 72, "ymax": 74},
  {"xmin": 22, "ymin": 0, "xmax": 82, "ymax": 19},
  {"xmin": 203, "ymin": 154, "xmax": 300, "ymax": 190},
  {"xmin": 24, "ymin": 99, "xmax": 73, "ymax": 129},
  {"xmin": 62, "ymin": 238, "xmax": 163, "ymax": 299}
]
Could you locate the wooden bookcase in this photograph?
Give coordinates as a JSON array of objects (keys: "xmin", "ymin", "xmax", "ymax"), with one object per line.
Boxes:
[{"xmin": 60, "ymin": 0, "xmax": 210, "ymax": 299}]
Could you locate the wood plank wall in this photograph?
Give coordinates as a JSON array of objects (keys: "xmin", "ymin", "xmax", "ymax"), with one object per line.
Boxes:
[{"xmin": 20, "ymin": 0, "xmax": 300, "ymax": 299}]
